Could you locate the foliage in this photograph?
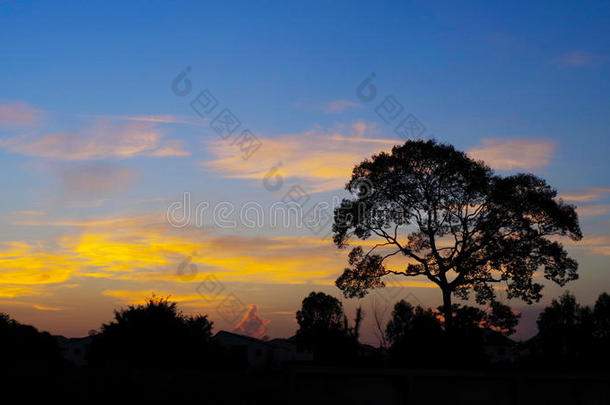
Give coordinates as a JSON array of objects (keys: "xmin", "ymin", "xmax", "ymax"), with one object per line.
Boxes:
[
  {"xmin": 0, "ymin": 312, "xmax": 64, "ymax": 372},
  {"xmin": 333, "ymin": 140, "xmax": 582, "ymax": 328},
  {"xmin": 295, "ymin": 291, "xmax": 362, "ymax": 364},
  {"xmin": 88, "ymin": 295, "xmax": 215, "ymax": 369}
]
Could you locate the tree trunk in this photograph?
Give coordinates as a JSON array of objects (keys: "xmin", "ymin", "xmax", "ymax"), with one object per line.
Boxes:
[{"xmin": 441, "ymin": 287, "xmax": 453, "ymax": 332}]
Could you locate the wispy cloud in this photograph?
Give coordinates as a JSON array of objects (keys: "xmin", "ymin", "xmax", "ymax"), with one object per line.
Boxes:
[
  {"xmin": 468, "ymin": 138, "xmax": 556, "ymax": 170},
  {"xmin": 33, "ymin": 304, "xmax": 64, "ymax": 311},
  {"xmin": 577, "ymin": 204, "xmax": 610, "ymax": 217},
  {"xmin": 560, "ymin": 187, "xmax": 610, "ymax": 202},
  {"xmin": 102, "ymin": 290, "xmax": 221, "ymax": 305},
  {"xmin": 203, "ymin": 121, "xmax": 397, "ymax": 192},
  {"xmin": 560, "ymin": 187, "xmax": 610, "ymax": 218},
  {"xmin": 0, "ymin": 101, "xmax": 42, "ymax": 128},
  {"xmin": 58, "ymin": 163, "xmax": 138, "ymax": 197},
  {"xmin": 0, "ymin": 285, "xmax": 39, "ymax": 298},
  {"xmin": 115, "ymin": 114, "xmax": 191, "ymax": 124},
  {"xmin": 4, "ymin": 213, "xmax": 344, "ymax": 290},
  {"xmin": 322, "ymin": 100, "xmax": 362, "ymax": 114},
  {"xmin": 570, "ymin": 235, "xmax": 610, "ymax": 256},
  {"xmin": 0, "ymin": 118, "xmax": 190, "ymax": 159}
]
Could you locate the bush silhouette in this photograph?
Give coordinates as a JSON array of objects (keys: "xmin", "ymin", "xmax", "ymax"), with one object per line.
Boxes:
[
  {"xmin": 0, "ymin": 312, "xmax": 64, "ymax": 372},
  {"xmin": 88, "ymin": 295, "xmax": 216, "ymax": 369},
  {"xmin": 296, "ymin": 291, "xmax": 362, "ymax": 364},
  {"xmin": 386, "ymin": 300, "xmax": 444, "ymax": 367}
]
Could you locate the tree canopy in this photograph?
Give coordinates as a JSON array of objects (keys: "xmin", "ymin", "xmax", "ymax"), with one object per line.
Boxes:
[
  {"xmin": 88, "ymin": 295, "xmax": 214, "ymax": 369},
  {"xmin": 295, "ymin": 291, "xmax": 362, "ymax": 364},
  {"xmin": 333, "ymin": 140, "xmax": 582, "ymax": 327}
]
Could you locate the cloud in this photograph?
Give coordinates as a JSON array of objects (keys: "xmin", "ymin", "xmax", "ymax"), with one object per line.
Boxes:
[
  {"xmin": 0, "ymin": 241, "xmax": 77, "ymax": 286},
  {"xmin": 5, "ymin": 213, "xmax": 345, "ymax": 286},
  {"xmin": 0, "ymin": 285, "xmax": 39, "ymax": 298},
  {"xmin": 577, "ymin": 204, "xmax": 610, "ymax": 217},
  {"xmin": 115, "ymin": 115, "xmax": 190, "ymax": 124},
  {"xmin": 0, "ymin": 118, "xmax": 190, "ymax": 159},
  {"xmin": 147, "ymin": 139, "xmax": 191, "ymax": 157},
  {"xmin": 203, "ymin": 121, "xmax": 397, "ymax": 192},
  {"xmin": 0, "ymin": 101, "xmax": 42, "ymax": 128},
  {"xmin": 58, "ymin": 163, "xmax": 138, "ymax": 197},
  {"xmin": 560, "ymin": 187, "xmax": 610, "ymax": 202},
  {"xmin": 322, "ymin": 100, "xmax": 362, "ymax": 114},
  {"xmin": 33, "ymin": 304, "xmax": 64, "ymax": 311},
  {"xmin": 468, "ymin": 138, "xmax": 556, "ymax": 170},
  {"xmin": 102, "ymin": 290, "xmax": 221, "ymax": 306},
  {"xmin": 570, "ymin": 235, "xmax": 610, "ymax": 256},
  {"xmin": 232, "ymin": 304, "xmax": 270, "ymax": 339}
]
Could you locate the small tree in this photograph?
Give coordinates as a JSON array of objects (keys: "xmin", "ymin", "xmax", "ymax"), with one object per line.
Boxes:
[
  {"xmin": 333, "ymin": 140, "xmax": 582, "ymax": 329},
  {"xmin": 593, "ymin": 292, "xmax": 610, "ymax": 341},
  {"xmin": 295, "ymin": 291, "xmax": 362, "ymax": 363},
  {"xmin": 535, "ymin": 292, "xmax": 596, "ymax": 366},
  {"xmin": 385, "ymin": 300, "xmax": 444, "ymax": 366}
]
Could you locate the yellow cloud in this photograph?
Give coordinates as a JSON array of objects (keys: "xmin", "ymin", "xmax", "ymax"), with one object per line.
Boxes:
[
  {"xmin": 102, "ymin": 290, "xmax": 218, "ymax": 305},
  {"xmin": 468, "ymin": 138, "xmax": 555, "ymax": 170},
  {"xmin": 3, "ymin": 214, "xmax": 344, "ymax": 291},
  {"xmin": 33, "ymin": 304, "xmax": 64, "ymax": 311},
  {"xmin": 202, "ymin": 121, "xmax": 397, "ymax": 193},
  {"xmin": 0, "ymin": 285, "xmax": 39, "ymax": 298},
  {"xmin": 0, "ymin": 241, "xmax": 77, "ymax": 285}
]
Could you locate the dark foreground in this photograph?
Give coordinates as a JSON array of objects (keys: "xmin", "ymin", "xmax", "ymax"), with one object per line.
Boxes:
[{"xmin": 4, "ymin": 366, "xmax": 609, "ymax": 405}]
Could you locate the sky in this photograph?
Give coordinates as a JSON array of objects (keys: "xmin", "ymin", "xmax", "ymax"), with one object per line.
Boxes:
[{"xmin": 0, "ymin": 0, "xmax": 609, "ymax": 343}]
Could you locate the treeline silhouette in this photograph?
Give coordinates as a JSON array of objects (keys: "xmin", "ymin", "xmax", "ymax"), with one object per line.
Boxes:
[
  {"xmin": 3, "ymin": 290, "xmax": 610, "ymax": 373},
  {"xmin": 3, "ymin": 290, "xmax": 610, "ymax": 402}
]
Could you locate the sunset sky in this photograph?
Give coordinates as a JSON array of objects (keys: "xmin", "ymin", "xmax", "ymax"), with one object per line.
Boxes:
[{"xmin": 1, "ymin": 0, "xmax": 609, "ymax": 343}]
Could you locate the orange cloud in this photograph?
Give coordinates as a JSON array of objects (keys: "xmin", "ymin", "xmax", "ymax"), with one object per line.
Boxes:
[
  {"xmin": 232, "ymin": 304, "xmax": 270, "ymax": 338},
  {"xmin": 577, "ymin": 204, "xmax": 610, "ymax": 217},
  {"xmin": 468, "ymin": 138, "xmax": 555, "ymax": 170},
  {"xmin": 560, "ymin": 187, "xmax": 610, "ymax": 202},
  {"xmin": 203, "ymin": 121, "xmax": 397, "ymax": 192},
  {"xmin": 101, "ymin": 290, "xmax": 222, "ymax": 306},
  {"xmin": 569, "ymin": 235, "xmax": 610, "ymax": 256},
  {"xmin": 33, "ymin": 304, "xmax": 64, "ymax": 311}
]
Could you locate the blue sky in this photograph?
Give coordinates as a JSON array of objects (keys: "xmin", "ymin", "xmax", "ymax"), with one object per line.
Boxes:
[{"xmin": 0, "ymin": 0, "xmax": 609, "ymax": 342}]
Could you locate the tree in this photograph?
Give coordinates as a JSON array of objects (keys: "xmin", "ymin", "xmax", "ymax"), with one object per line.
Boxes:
[
  {"xmin": 593, "ymin": 292, "xmax": 610, "ymax": 341},
  {"xmin": 536, "ymin": 291, "xmax": 595, "ymax": 365},
  {"xmin": 332, "ymin": 140, "xmax": 582, "ymax": 329},
  {"xmin": 88, "ymin": 295, "xmax": 214, "ymax": 369},
  {"xmin": 295, "ymin": 291, "xmax": 362, "ymax": 363},
  {"xmin": 385, "ymin": 300, "xmax": 444, "ymax": 366},
  {"xmin": 0, "ymin": 312, "xmax": 64, "ymax": 372}
]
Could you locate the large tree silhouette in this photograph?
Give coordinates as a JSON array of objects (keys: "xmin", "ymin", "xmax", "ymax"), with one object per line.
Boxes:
[{"xmin": 332, "ymin": 140, "xmax": 582, "ymax": 329}]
